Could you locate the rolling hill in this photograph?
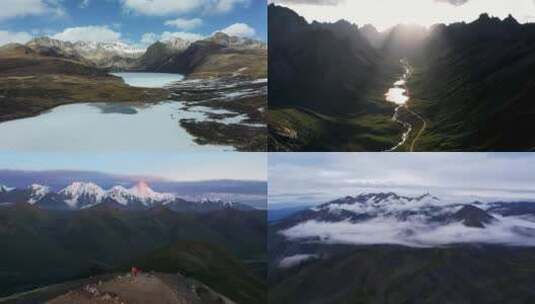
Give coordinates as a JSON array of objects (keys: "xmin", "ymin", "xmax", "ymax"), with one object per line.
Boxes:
[{"xmin": 0, "ymin": 199, "xmax": 266, "ymax": 303}]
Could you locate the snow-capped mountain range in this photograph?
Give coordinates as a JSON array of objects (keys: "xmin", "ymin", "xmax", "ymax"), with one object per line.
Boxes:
[
  {"xmin": 0, "ymin": 182, "xmax": 250, "ymax": 212},
  {"xmin": 23, "ymin": 33, "xmax": 265, "ymax": 70},
  {"xmin": 208, "ymin": 32, "xmax": 267, "ymax": 49},
  {"xmin": 277, "ymin": 192, "xmax": 535, "ymax": 247},
  {"xmin": 27, "ymin": 37, "xmax": 145, "ymax": 58}
]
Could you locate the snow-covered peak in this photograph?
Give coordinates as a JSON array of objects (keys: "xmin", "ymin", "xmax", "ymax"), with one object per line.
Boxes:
[
  {"xmin": 28, "ymin": 183, "xmax": 50, "ymax": 194},
  {"xmin": 130, "ymin": 181, "xmax": 154, "ymax": 198},
  {"xmin": 199, "ymin": 198, "xmax": 235, "ymax": 208},
  {"xmin": 0, "ymin": 184, "xmax": 14, "ymax": 192},
  {"xmin": 27, "ymin": 36, "xmax": 72, "ymax": 49},
  {"xmin": 74, "ymin": 41, "xmax": 146, "ymax": 55},
  {"xmin": 319, "ymin": 192, "xmax": 442, "ymax": 215},
  {"xmin": 162, "ymin": 37, "xmax": 192, "ymax": 51},
  {"xmin": 60, "ymin": 182, "xmax": 104, "ymax": 196},
  {"xmin": 106, "ymin": 185, "xmax": 134, "ymax": 205},
  {"xmin": 208, "ymin": 32, "xmax": 266, "ymax": 49},
  {"xmin": 59, "ymin": 182, "xmax": 105, "ymax": 207},
  {"xmin": 26, "ymin": 36, "xmax": 145, "ymax": 59},
  {"xmin": 27, "ymin": 184, "xmax": 50, "ymax": 204},
  {"xmin": 129, "ymin": 181, "xmax": 174, "ymax": 204},
  {"xmin": 50, "ymin": 181, "xmax": 174, "ymax": 207}
]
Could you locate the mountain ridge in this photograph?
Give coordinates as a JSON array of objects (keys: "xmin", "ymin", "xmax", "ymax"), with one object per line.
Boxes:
[
  {"xmin": 19, "ymin": 32, "xmax": 267, "ymax": 76},
  {"xmin": 272, "ymin": 192, "xmax": 535, "ymax": 248},
  {"xmin": 0, "ymin": 181, "xmax": 254, "ymax": 212}
]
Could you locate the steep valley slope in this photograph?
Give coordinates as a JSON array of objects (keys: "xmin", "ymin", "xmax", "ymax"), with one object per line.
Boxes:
[{"xmin": 408, "ymin": 14, "xmax": 535, "ymax": 151}]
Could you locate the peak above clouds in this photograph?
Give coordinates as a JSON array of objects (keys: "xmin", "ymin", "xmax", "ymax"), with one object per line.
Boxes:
[{"xmin": 279, "ymin": 192, "xmax": 535, "ymax": 248}]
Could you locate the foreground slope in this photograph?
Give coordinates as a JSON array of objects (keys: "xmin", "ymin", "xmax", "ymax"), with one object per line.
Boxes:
[
  {"xmin": 48, "ymin": 272, "xmax": 235, "ymax": 304},
  {"xmin": 1, "ymin": 271, "xmax": 236, "ymax": 304},
  {"xmin": 0, "ymin": 203, "xmax": 266, "ymax": 303}
]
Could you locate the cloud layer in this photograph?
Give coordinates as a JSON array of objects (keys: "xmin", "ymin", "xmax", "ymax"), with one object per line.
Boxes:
[
  {"xmin": 121, "ymin": 0, "xmax": 250, "ymax": 16},
  {"xmin": 281, "ymin": 215, "xmax": 535, "ymax": 247}
]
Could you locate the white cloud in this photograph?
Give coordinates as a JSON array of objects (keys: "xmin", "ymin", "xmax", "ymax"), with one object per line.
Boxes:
[
  {"xmin": 216, "ymin": 23, "xmax": 256, "ymax": 37},
  {"xmin": 164, "ymin": 18, "xmax": 203, "ymax": 30},
  {"xmin": 0, "ymin": 30, "xmax": 33, "ymax": 46},
  {"xmin": 80, "ymin": 0, "xmax": 90, "ymax": 8},
  {"xmin": 210, "ymin": 0, "xmax": 250, "ymax": 13},
  {"xmin": 120, "ymin": 0, "xmax": 249, "ymax": 16},
  {"xmin": 140, "ymin": 32, "xmax": 158, "ymax": 45},
  {"xmin": 52, "ymin": 26, "xmax": 122, "ymax": 43},
  {"xmin": 0, "ymin": 0, "xmax": 65, "ymax": 20}
]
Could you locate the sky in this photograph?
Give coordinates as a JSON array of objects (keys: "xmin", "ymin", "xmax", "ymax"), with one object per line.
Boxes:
[
  {"xmin": 270, "ymin": 0, "xmax": 535, "ymax": 31},
  {"xmin": 0, "ymin": 0, "xmax": 266, "ymax": 47},
  {"xmin": 0, "ymin": 152, "xmax": 267, "ymax": 182},
  {"xmin": 269, "ymin": 153, "xmax": 535, "ymax": 206}
]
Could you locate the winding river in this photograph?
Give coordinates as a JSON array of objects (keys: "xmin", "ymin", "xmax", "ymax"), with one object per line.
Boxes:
[{"xmin": 385, "ymin": 60, "xmax": 412, "ymax": 151}]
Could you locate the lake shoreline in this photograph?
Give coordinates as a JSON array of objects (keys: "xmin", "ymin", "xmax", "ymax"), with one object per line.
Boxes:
[
  {"xmin": 0, "ymin": 74, "xmax": 168, "ymax": 124},
  {"xmin": 0, "ymin": 73, "xmax": 267, "ymax": 152}
]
